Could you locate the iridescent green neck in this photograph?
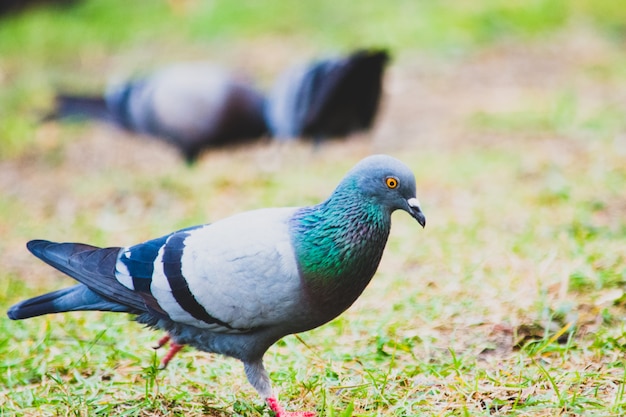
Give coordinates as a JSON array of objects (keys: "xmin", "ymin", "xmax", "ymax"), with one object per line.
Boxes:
[{"xmin": 290, "ymin": 181, "xmax": 392, "ymax": 286}]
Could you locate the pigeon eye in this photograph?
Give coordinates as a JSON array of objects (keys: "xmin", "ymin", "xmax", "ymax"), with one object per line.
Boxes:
[{"xmin": 385, "ymin": 177, "xmax": 398, "ymax": 189}]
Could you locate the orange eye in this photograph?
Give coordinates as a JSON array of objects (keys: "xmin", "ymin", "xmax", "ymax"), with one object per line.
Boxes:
[{"xmin": 386, "ymin": 177, "xmax": 398, "ymax": 189}]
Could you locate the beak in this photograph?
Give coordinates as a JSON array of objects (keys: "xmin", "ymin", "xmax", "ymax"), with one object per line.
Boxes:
[{"xmin": 406, "ymin": 197, "xmax": 426, "ymax": 228}]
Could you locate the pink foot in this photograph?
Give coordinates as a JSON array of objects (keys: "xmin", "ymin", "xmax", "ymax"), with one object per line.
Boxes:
[
  {"xmin": 266, "ymin": 397, "xmax": 316, "ymax": 417},
  {"xmin": 158, "ymin": 341, "xmax": 184, "ymax": 369},
  {"xmin": 153, "ymin": 334, "xmax": 171, "ymax": 350}
]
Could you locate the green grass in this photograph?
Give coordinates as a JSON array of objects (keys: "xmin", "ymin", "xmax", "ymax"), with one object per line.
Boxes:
[{"xmin": 2, "ymin": 0, "xmax": 626, "ymax": 416}]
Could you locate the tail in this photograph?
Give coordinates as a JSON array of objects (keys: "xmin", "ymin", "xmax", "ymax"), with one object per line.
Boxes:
[
  {"xmin": 7, "ymin": 240, "xmax": 147, "ymax": 321},
  {"xmin": 302, "ymin": 48, "xmax": 389, "ymax": 136},
  {"xmin": 42, "ymin": 94, "xmax": 112, "ymax": 123},
  {"xmin": 265, "ymin": 48, "xmax": 390, "ymax": 140},
  {"xmin": 7, "ymin": 284, "xmax": 133, "ymax": 320}
]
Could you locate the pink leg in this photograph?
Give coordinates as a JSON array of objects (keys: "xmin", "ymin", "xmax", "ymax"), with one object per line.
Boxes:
[
  {"xmin": 158, "ymin": 342, "xmax": 184, "ymax": 369},
  {"xmin": 266, "ymin": 397, "xmax": 316, "ymax": 417},
  {"xmin": 153, "ymin": 334, "xmax": 171, "ymax": 350}
]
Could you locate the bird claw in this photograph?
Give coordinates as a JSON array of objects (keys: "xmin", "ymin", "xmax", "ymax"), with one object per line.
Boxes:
[
  {"xmin": 153, "ymin": 334, "xmax": 171, "ymax": 350},
  {"xmin": 151, "ymin": 334, "xmax": 184, "ymax": 369}
]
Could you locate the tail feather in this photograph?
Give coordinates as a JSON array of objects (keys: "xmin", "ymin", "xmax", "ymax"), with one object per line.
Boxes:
[
  {"xmin": 303, "ymin": 49, "xmax": 389, "ymax": 136},
  {"xmin": 265, "ymin": 48, "xmax": 389, "ymax": 140},
  {"xmin": 7, "ymin": 284, "xmax": 135, "ymax": 320},
  {"xmin": 24, "ymin": 240, "xmax": 147, "ymax": 313},
  {"xmin": 43, "ymin": 94, "xmax": 112, "ymax": 123}
]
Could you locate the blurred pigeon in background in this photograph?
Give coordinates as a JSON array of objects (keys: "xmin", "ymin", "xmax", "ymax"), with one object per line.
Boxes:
[
  {"xmin": 47, "ymin": 48, "xmax": 389, "ymax": 162},
  {"xmin": 265, "ymin": 48, "xmax": 389, "ymax": 142},
  {"xmin": 48, "ymin": 63, "xmax": 268, "ymax": 163},
  {"xmin": 7, "ymin": 154, "xmax": 425, "ymax": 417}
]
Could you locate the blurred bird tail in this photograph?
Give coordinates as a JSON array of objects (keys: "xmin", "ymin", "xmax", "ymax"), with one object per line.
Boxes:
[
  {"xmin": 7, "ymin": 284, "xmax": 133, "ymax": 320},
  {"xmin": 263, "ymin": 47, "xmax": 390, "ymax": 140},
  {"xmin": 301, "ymin": 47, "xmax": 390, "ymax": 136},
  {"xmin": 42, "ymin": 94, "xmax": 111, "ymax": 123}
]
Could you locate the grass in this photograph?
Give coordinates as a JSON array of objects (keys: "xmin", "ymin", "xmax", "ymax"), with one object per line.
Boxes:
[{"xmin": 1, "ymin": 0, "xmax": 626, "ymax": 416}]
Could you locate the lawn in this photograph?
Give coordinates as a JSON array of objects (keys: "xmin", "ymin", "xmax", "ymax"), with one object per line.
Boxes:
[{"xmin": 1, "ymin": 1, "xmax": 625, "ymax": 416}]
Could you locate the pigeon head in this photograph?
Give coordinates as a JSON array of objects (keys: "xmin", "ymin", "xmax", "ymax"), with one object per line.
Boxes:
[{"xmin": 335, "ymin": 154, "xmax": 426, "ymax": 227}]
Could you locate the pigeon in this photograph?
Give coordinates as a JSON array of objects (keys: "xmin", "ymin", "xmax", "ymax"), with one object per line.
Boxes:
[
  {"xmin": 47, "ymin": 63, "xmax": 268, "ymax": 163},
  {"xmin": 8, "ymin": 154, "xmax": 425, "ymax": 416},
  {"xmin": 47, "ymin": 49, "xmax": 389, "ymax": 162},
  {"xmin": 264, "ymin": 48, "xmax": 389, "ymax": 142}
]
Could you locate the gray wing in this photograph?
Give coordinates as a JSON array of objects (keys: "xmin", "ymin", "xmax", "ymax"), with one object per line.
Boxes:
[{"xmin": 115, "ymin": 207, "xmax": 304, "ymax": 333}]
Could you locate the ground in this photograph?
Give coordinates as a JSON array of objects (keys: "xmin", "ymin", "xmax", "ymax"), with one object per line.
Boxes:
[{"xmin": 1, "ymin": 3, "xmax": 625, "ymax": 416}]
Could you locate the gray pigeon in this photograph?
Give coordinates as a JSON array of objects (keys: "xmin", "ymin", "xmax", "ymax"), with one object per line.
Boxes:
[
  {"xmin": 265, "ymin": 48, "xmax": 389, "ymax": 142},
  {"xmin": 48, "ymin": 63, "xmax": 268, "ymax": 163},
  {"xmin": 47, "ymin": 49, "xmax": 388, "ymax": 163},
  {"xmin": 7, "ymin": 154, "xmax": 425, "ymax": 416}
]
